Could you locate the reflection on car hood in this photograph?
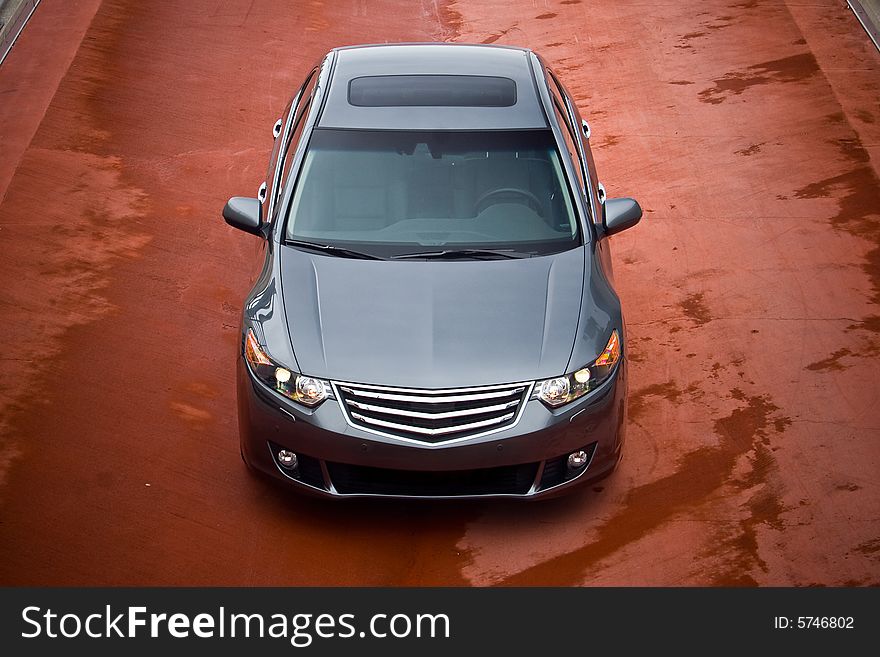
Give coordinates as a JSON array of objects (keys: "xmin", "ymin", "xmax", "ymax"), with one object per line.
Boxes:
[{"xmin": 279, "ymin": 247, "xmax": 585, "ymax": 388}]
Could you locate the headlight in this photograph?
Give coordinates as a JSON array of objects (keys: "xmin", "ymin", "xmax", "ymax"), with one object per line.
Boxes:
[
  {"xmin": 244, "ymin": 329, "xmax": 330, "ymax": 407},
  {"xmin": 534, "ymin": 330, "xmax": 621, "ymax": 407}
]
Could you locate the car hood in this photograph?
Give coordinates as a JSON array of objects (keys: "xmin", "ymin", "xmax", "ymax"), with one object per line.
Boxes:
[{"xmin": 279, "ymin": 247, "xmax": 585, "ymax": 388}]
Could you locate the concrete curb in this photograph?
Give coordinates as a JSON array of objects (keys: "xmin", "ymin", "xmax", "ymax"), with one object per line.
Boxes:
[
  {"xmin": 0, "ymin": 0, "xmax": 41, "ymax": 66},
  {"xmin": 848, "ymin": 0, "xmax": 880, "ymax": 51}
]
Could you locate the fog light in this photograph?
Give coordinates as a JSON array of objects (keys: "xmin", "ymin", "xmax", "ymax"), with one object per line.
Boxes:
[
  {"xmin": 277, "ymin": 449, "xmax": 298, "ymax": 470},
  {"xmin": 567, "ymin": 450, "xmax": 589, "ymax": 470}
]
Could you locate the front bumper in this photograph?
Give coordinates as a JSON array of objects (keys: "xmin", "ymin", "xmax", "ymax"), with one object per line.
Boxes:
[{"xmin": 237, "ymin": 358, "xmax": 627, "ymax": 499}]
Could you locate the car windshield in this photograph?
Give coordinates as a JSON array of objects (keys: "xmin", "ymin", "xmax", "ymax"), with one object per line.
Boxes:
[{"xmin": 284, "ymin": 129, "xmax": 581, "ymax": 258}]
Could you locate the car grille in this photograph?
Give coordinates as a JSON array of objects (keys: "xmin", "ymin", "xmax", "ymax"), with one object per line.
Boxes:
[
  {"xmin": 334, "ymin": 381, "xmax": 532, "ymax": 443},
  {"xmin": 327, "ymin": 461, "xmax": 539, "ymax": 497}
]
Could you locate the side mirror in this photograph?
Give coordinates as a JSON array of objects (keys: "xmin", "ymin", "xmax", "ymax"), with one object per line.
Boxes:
[
  {"xmin": 222, "ymin": 197, "xmax": 263, "ymax": 236},
  {"xmin": 603, "ymin": 197, "xmax": 642, "ymax": 237},
  {"xmin": 272, "ymin": 118, "xmax": 283, "ymax": 140}
]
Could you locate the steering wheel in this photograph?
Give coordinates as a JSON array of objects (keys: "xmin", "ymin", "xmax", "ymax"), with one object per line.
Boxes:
[{"xmin": 474, "ymin": 187, "xmax": 543, "ymax": 216}]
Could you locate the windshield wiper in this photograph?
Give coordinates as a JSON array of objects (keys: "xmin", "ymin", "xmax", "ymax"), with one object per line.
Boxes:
[
  {"xmin": 390, "ymin": 248, "xmax": 529, "ymax": 260},
  {"xmin": 286, "ymin": 239, "xmax": 383, "ymax": 260}
]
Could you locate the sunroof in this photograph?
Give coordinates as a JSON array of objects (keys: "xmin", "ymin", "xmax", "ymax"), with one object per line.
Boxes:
[{"xmin": 348, "ymin": 75, "xmax": 517, "ymax": 107}]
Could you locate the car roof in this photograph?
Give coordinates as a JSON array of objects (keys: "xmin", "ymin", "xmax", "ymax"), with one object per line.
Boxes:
[{"xmin": 317, "ymin": 43, "xmax": 549, "ymax": 131}]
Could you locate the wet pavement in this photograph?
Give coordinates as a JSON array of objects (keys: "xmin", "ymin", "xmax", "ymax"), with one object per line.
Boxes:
[{"xmin": 0, "ymin": 0, "xmax": 878, "ymax": 586}]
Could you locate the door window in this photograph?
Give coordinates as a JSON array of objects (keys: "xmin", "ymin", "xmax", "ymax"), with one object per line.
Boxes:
[
  {"xmin": 547, "ymin": 69, "xmax": 603, "ymax": 224},
  {"xmin": 263, "ymin": 68, "xmax": 317, "ymax": 222}
]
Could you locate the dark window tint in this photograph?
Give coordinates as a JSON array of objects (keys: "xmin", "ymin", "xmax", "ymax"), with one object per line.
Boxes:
[
  {"xmin": 551, "ymin": 97, "xmax": 585, "ymax": 194},
  {"xmin": 348, "ymin": 75, "xmax": 516, "ymax": 107},
  {"xmin": 266, "ymin": 68, "xmax": 317, "ymax": 221}
]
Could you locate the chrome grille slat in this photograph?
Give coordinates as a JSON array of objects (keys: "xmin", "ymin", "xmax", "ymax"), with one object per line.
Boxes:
[
  {"xmin": 335, "ymin": 381, "xmax": 532, "ymax": 444},
  {"xmin": 346, "ymin": 398, "xmax": 519, "ymax": 419},
  {"xmin": 350, "ymin": 411, "xmax": 516, "ymax": 436}
]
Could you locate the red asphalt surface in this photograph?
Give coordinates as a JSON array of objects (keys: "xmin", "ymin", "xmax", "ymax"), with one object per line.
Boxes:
[{"xmin": 0, "ymin": 0, "xmax": 878, "ymax": 586}]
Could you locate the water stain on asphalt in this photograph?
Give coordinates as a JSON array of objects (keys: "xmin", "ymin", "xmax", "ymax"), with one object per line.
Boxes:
[
  {"xmin": 0, "ymin": 150, "xmax": 150, "ymax": 488},
  {"xmin": 599, "ymin": 134, "xmax": 621, "ymax": 148},
  {"xmin": 698, "ymin": 53, "xmax": 820, "ymax": 104},
  {"xmin": 481, "ymin": 26, "xmax": 513, "ymax": 44},
  {"xmin": 679, "ymin": 292, "xmax": 712, "ymax": 326},
  {"xmin": 854, "ymin": 109, "xmax": 875, "ymax": 124},
  {"xmin": 437, "ymin": 0, "xmax": 462, "ymax": 40},
  {"xmin": 676, "ymin": 13, "xmax": 742, "ymax": 49},
  {"xmin": 680, "ymin": 31, "xmax": 706, "ymax": 42},
  {"xmin": 497, "ymin": 389, "xmax": 791, "ymax": 585},
  {"xmin": 854, "ymin": 538, "xmax": 880, "ymax": 556},
  {"xmin": 628, "ymin": 381, "xmax": 699, "ymax": 421},
  {"xmin": 805, "ymin": 348, "xmax": 852, "ymax": 371},
  {"xmin": 735, "ymin": 143, "xmax": 763, "ymax": 156},
  {"xmin": 709, "ymin": 440, "xmax": 785, "ymax": 585},
  {"xmin": 794, "ymin": 136, "xmax": 880, "ymax": 328}
]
